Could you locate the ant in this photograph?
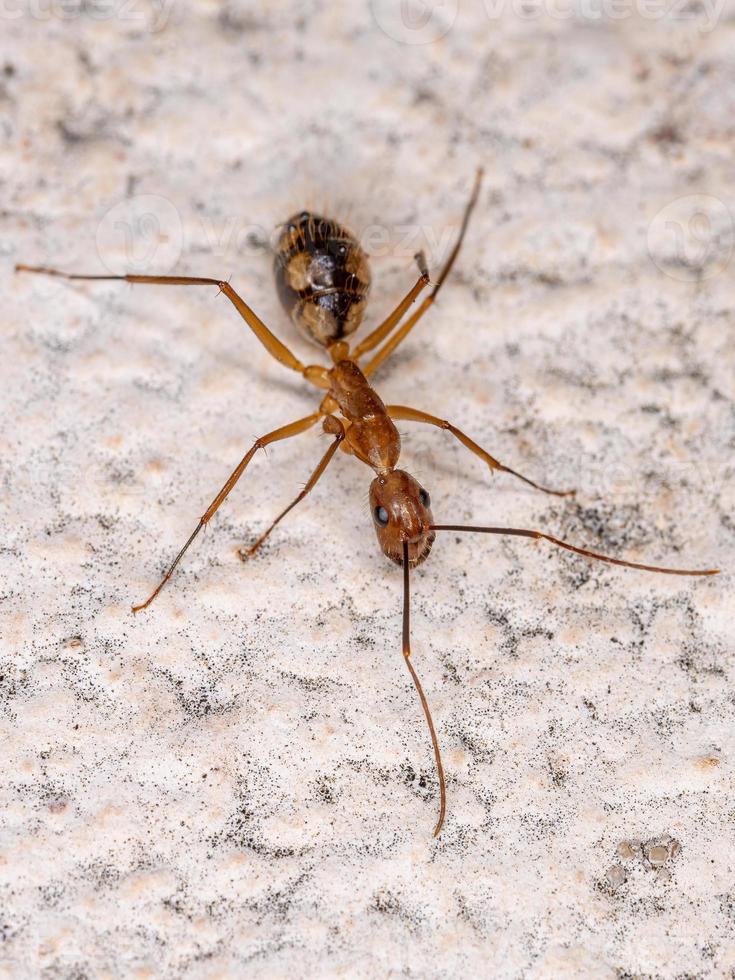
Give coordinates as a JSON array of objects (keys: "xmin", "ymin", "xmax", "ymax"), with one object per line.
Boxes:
[{"xmin": 16, "ymin": 169, "xmax": 719, "ymax": 837}]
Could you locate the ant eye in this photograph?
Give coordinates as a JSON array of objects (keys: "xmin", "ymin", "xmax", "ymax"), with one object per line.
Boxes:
[
  {"xmin": 374, "ymin": 505, "xmax": 389, "ymax": 527},
  {"xmin": 299, "ymin": 210, "xmax": 310, "ymax": 221},
  {"xmin": 419, "ymin": 488, "xmax": 431, "ymax": 508}
]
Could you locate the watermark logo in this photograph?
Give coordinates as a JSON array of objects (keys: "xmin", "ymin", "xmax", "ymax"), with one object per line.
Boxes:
[
  {"xmin": 482, "ymin": 0, "xmax": 725, "ymax": 31},
  {"xmin": 647, "ymin": 194, "xmax": 734, "ymax": 282},
  {"xmin": 0, "ymin": 0, "xmax": 175, "ymax": 31},
  {"xmin": 371, "ymin": 0, "xmax": 458, "ymax": 44},
  {"xmin": 96, "ymin": 194, "xmax": 183, "ymax": 274},
  {"xmin": 370, "ymin": 0, "xmax": 726, "ymax": 41},
  {"xmin": 92, "ymin": 187, "xmax": 475, "ymax": 277}
]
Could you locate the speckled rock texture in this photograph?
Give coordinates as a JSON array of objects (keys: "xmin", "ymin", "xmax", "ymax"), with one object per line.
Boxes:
[{"xmin": 1, "ymin": 3, "xmax": 734, "ymax": 978}]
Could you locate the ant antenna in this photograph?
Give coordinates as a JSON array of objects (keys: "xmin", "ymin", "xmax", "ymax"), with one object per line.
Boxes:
[
  {"xmin": 402, "ymin": 540, "xmax": 447, "ymax": 837},
  {"xmin": 429, "ymin": 525, "xmax": 720, "ymax": 576}
]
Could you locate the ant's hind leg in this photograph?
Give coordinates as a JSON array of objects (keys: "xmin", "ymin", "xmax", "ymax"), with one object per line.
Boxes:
[
  {"xmin": 240, "ymin": 416, "xmax": 345, "ymax": 559},
  {"xmin": 351, "ymin": 253, "xmax": 430, "ymax": 359},
  {"xmin": 132, "ymin": 412, "xmax": 320, "ymax": 612},
  {"xmin": 15, "ymin": 264, "xmax": 314, "ymax": 379},
  {"xmin": 387, "ymin": 405, "xmax": 575, "ymax": 497},
  {"xmin": 362, "ymin": 168, "xmax": 484, "ymax": 378}
]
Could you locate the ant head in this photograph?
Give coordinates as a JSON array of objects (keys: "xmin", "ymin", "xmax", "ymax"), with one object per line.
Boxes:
[{"xmin": 369, "ymin": 470, "xmax": 436, "ymax": 567}]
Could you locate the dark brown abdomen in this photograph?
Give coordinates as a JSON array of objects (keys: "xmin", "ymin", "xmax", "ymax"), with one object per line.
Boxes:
[{"xmin": 274, "ymin": 212, "xmax": 371, "ymax": 347}]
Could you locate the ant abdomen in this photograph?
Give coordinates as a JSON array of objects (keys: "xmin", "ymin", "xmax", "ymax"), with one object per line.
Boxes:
[{"xmin": 274, "ymin": 211, "xmax": 371, "ymax": 347}]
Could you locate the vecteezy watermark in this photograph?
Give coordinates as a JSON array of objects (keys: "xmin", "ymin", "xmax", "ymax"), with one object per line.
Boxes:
[
  {"xmin": 92, "ymin": 190, "xmax": 733, "ymax": 289},
  {"xmin": 647, "ymin": 194, "xmax": 734, "ymax": 282},
  {"xmin": 370, "ymin": 0, "xmax": 458, "ymax": 44},
  {"xmin": 93, "ymin": 190, "xmax": 475, "ymax": 273},
  {"xmin": 96, "ymin": 195, "xmax": 183, "ymax": 274},
  {"xmin": 482, "ymin": 0, "xmax": 726, "ymax": 31},
  {"xmin": 357, "ymin": 222, "xmax": 465, "ymax": 264},
  {"xmin": 370, "ymin": 0, "xmax": 726, "ymax": 40},
  {"xmin": 0, "ymin": 0, "xmax": 175, "ymax": 32},
  {"xmin": 201, "ymin": 217, "xmax": 468, "ymax": 267}
]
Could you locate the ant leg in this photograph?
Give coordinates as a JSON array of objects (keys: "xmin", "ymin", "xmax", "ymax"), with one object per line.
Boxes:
[
  {"xmin": 429, "ymin": 525, "xmax": 719, "ymax": 576},
  {"xmin": 351, "ymin": 253, "xmax": 430, "ymax": 359},
  {"xmin": 240, "ymin": 416, "xmax": 345, "ymax": 558},
  {"xmin": 387, "ymin": 405, "xmax": 574, "ymax": 497},
  {"xmin": 15, "ymin": 264, "xmax": 331, "ymax": 384},
  {"xmin": 362, "ymin": 168, "xmax": 484, "ymax": 378},
  {"xmin": 132, "ymin": 413, "xmax": 320, "ymax": 612}
]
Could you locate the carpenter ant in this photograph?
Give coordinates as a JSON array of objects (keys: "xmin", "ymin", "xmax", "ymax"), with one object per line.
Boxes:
[{"xmin": 16, "ymin": 169, "xmax": 718, "ymax": 836}]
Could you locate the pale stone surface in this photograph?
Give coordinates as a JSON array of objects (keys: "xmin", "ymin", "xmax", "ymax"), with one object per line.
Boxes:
[{"xmin": 1, "ymin": 4, "xmax": 734, "ymax": 978}]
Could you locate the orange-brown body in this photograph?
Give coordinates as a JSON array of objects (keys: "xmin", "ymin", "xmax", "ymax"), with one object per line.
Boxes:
[
  {"xmin": 325, "ymin": 356, "xmax": 435, "ymax": 566},
  {"xmin": 328, "ymin": 358, "xmax": 399, "ymax": 471},
  {"xmin": 272, "ymin": 210, "xmax": 438, "ymax": 567},
  {"xmin": 272, "ymin": 211, "xmax": 436, "ymax": 565}
]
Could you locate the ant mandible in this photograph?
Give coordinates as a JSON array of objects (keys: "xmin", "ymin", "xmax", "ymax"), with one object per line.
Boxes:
[{"xmin": 16, "ymin": 169, "xmax": 719, "ymax": 837}]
